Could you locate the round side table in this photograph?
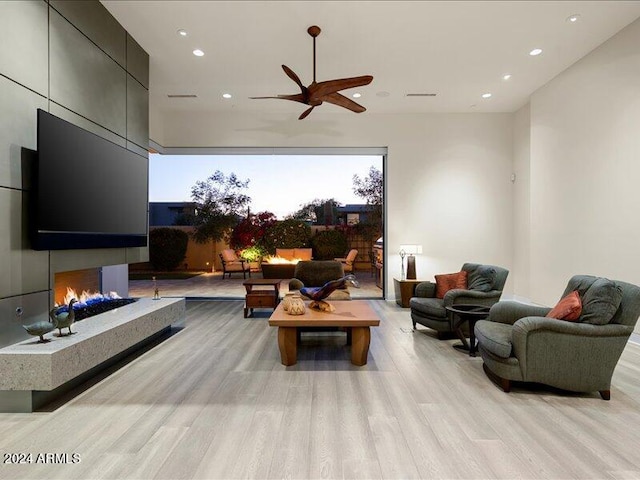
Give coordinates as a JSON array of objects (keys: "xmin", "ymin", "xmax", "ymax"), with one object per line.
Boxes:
[{"xmin": 445, "ymin": 304, "xmax": 491, "ymax": 356}]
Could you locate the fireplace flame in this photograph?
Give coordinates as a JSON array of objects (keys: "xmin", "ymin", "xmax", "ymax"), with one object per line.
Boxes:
[
  {"xmin": 263, "ymin": 255, "xmax": 302, "ymax": 265},
  {"xmin": 57, "ymin": 286, "xmax": 121, "ymax": 307}
]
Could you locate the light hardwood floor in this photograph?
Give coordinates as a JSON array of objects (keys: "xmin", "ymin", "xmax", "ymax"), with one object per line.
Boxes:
[{"xmin": 1, "ymin": 300, "xmax": 640, "ymax": 479}]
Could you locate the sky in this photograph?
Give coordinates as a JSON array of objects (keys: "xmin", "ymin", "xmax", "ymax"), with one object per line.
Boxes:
[{"xmin": 149, "ymin": 154, "xmax": 383, "ymax": 219}]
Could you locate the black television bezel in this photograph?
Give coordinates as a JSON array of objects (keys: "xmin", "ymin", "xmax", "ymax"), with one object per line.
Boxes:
[{"xmin": 31, "ymin": 110, "xmax": 148, "ymax": 251}]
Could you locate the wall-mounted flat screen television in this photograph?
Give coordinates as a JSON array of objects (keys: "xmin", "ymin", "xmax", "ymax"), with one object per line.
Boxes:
[{"xmin": 31, "ymin": 109, "xmax": 148, "ymax": 250}]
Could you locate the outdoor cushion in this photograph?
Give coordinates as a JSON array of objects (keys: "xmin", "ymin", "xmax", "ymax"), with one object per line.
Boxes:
[
  {"xmin": 546, "ymin": 290, "xmax": 582, "ymax": 321},
  {"xmin": 409, "ymin": 297, "xmax": 447, "ymax": 318},
  {"xmin": 475, "ymin": 320, "xmax": 513, "ymax": 358},
  {"xmin": 294, "ymin": 248, "xmax": 313, "ymax": 260},
  {"xmin": 435, "ymin": 271, "xmax": 468, "ymax": 299},
  {"xmin": 467, "ymin": 265, "xmax": 497, "ymax": 292},
  {"xmin": 221, "ymin": 249, "xmax": 239, "ymax": 262},
  {"xmin": 276, "ymin": 248, "xmax": 295, "ymax": 259},
  {"xmin": 580, "ymin": 278, "xmax": 623, "ymax": 325}
]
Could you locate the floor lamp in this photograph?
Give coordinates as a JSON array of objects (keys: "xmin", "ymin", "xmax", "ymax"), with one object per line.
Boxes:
[{"xmin": 399, "ymin": 244, "xmax": 422, "ymax": 280}]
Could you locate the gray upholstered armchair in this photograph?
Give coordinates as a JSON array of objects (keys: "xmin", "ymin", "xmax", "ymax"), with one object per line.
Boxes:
[
  {"xmin": 475, "ymin": 275, "xmax": 640, "ymax": 400},
  {"xmin": 410, "ymin": 263, "xmax": 509, "ymax": 337},
  {"xmin": 289, "ymin": 260, "xmax": 350, "ymax": 300}
]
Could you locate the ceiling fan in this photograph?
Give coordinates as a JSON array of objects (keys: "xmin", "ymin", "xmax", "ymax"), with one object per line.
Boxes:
[{"xmin": 250, "ymin": 25, "xmax": 373, "ymax": 120}]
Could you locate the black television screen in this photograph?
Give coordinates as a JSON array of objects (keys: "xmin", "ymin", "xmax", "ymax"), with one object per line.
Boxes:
[{"xmin": 32, "ymin": 109, "xmax": 148, "ymax": 250}]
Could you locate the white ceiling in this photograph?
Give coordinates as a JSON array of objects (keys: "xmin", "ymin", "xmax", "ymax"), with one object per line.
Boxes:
[{"xmin": 101, "ymin": 1, "xmax": 640, "ymax": 118}]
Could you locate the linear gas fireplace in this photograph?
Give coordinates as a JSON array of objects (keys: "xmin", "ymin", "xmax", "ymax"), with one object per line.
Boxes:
[{"xmin": 53, "ymin": 268, "xmax": 136, "ymax": 321}]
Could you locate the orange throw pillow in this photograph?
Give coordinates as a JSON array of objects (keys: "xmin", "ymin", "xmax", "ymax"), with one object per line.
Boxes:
[
  {"xmin": 435, "ymin": 271, "xmax": 468, "ymax": 299},
  {"xmin": 546, "ymin": 290, "xmax": 582, "ymax": 321}
]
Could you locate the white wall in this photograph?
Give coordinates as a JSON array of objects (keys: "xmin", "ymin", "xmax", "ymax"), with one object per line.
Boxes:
[
  {"xmin": 525, "ymin": 17, "xmax": 640, "ymax": 322},
  {"xmin": 512, "ymin": 103, "xmax": 531, "ymax": 300},
  {"xmin": 156, "ymin": 111, "xmax": 514, "ymax": 298}
]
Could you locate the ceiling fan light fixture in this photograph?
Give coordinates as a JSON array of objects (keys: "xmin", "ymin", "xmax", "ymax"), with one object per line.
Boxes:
[
  {"xmin": 249, "ymin": 25, "xmax": 373, "ymax": 119},
  {"xmin": 193, "ymin": 49, "xmax": 204, "ymax": 57}
]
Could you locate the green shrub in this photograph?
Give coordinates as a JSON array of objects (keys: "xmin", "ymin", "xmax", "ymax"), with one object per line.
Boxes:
[
  {"xmin": 239, "ymin": 245, "xmax": 266, "ymax": 262},
  {"xmin": 261, "ymin": 219, "xmax": 312, "ymax": 254},
  {"xmin": 311, "ymin": 229, "xmax": 348, "ymax": 260},
  {"xmin": 149, "ymin": 228, "xmax": 189, "ymax": 271}
]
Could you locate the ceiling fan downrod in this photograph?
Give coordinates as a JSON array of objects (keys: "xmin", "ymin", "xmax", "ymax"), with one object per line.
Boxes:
[{"xmin": 307, "ymin": 25, "xmax": 321, "ymax": 83}]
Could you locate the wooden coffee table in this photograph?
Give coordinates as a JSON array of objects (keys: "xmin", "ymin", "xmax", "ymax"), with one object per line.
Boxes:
[{"xmin": 268, "ymin": 300, "xmax": 380, "ymax": 366}]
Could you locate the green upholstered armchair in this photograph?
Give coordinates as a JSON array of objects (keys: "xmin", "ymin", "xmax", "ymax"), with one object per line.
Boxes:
[
  {"xmin": 289, "ymin": 260, "xmax": 350, "ymax": 300},
  {"xmin": 475, "ymin": 275, "xmax": 640, "ymax": 400},
  {"xmin": 410, "ymin": 263, "xmax": 509, "ymax": 337}
]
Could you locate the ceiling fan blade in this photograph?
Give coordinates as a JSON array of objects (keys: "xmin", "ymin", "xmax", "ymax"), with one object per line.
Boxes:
[
  {"xmin": 282, "ymin": 65, "xmax": 306, "ymax": 93},
  {"xmin": 311, "ymin": 75, "xmax": 374, "ymax": 98},
  {"xmin": 298, "ymin": 106, "xmax": 315, "ymax": 120},
  {"xmin": 250, "ymin": 94, "xmax": 307, "ymax": 104},
  {"xmin": 322, "ymin": 92, "xmax": 366, "ymax": 113}
]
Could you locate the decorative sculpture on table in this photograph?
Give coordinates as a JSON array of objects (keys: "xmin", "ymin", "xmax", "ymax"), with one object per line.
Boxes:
[
  {"xmin": 300, "ymin": 274, "xmax": 359, "ymax": 312},
  {"xmin": 287, "ymin": 294, "xmax": 306, "ymax": 315},
  {"xmin": 49, "ymin": 298, "xmax": 78, "ymax": 336}
]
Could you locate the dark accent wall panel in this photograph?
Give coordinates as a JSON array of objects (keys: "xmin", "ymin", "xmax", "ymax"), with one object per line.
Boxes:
[
  {"xmin": 0, "ymin": 189, "xmax": 49, "ymax": 298},
  {"xmin": 49, "ymin": 9, "xmax": 126, "ymax": 136},
  {"xmin": 0, "ymin": 0, "xmax": 48, "ymax": 96},
  {"xmin": 0, "ymin": 76, "xmax": 47, "ymax": 190},
  {"xmin": 126, "ymin": 34, "xmax": 149, "ymax": 89},
  {"xmin": 49, "ymin": 0, "xmax": 126, "ymax": 67},
  {"xmin": 127, "ymin": 74, "xmax": 150, "ymax": 150}
]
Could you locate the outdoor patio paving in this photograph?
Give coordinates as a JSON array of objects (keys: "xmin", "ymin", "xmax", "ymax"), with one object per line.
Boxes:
[{"xmin": 128, "ymin": 269, "xmax": 383, "ymax": 299}]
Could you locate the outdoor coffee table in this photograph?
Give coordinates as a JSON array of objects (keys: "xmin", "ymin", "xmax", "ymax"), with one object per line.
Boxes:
[
  {"xmin": 243, "ymin": 278, "xmax": 281, "ymax": 318},
  {"xmin": 268, "ymin": 300, "xmax": 380, "ymax": 366}
]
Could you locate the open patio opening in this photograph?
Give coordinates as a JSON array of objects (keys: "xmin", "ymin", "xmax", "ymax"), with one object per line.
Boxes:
[{"xmin": 129, "ymin": 148, "xmax": 386, "ymax": 300}]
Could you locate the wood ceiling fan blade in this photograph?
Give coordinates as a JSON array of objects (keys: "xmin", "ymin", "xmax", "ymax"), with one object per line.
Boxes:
[
  {"xmin": 298, "ymin": 106, "xmax": 315, "ymax": 120},
  {"xmin": 250, "ymin": 94, "xmax": 307, "ymax": 104},
  {"xmin": 311, "ymin": 75, "xmax": 374, "ymax": 98},
  {"xmin": 322, "ymin": 92, "xmax": 366, "ymax": 113},
  {"xmin": 282, "ymin": 65, "xmax": 306, "ymax": 93}
]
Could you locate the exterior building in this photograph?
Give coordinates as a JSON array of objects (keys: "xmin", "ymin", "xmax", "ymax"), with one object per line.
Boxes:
[{"xmin": 149, "ymin": 202, "xmax": 196, "ymax": 227}]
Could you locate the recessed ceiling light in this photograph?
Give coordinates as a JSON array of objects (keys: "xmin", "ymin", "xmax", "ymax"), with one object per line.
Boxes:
[
  {"xmin": 529, "ymin": 48, "xmax": 543, "ymax": 56},
  {"xmin": 177, "ymin": 29, "xmax": 187, "ymax": 37},
  {"xmin": 566, "ymin": 14, "xmax": 581, "ymax": 23},
  {"xmin": 503, "ymin": 74, "xmax": 512, "ymax": 80},
  {"xmin": 482, "ymin": 93, "xmax": 492, "ymax": 99},
  {"xmin": 193, "ymin": 49, "xmax": 204, "ymax": 57},
  {"xmin": 222, "ymin": 93, "xmax": 232, "ymax": 99},
  {"xmin": 352, "ymin": 93, "xmax": 362, "ymax": 98}
]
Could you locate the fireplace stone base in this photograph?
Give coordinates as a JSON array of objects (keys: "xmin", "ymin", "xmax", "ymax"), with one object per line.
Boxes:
[{"xmin": 0, "ymin": 297, "xmax": 185, "ymax": 412}]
